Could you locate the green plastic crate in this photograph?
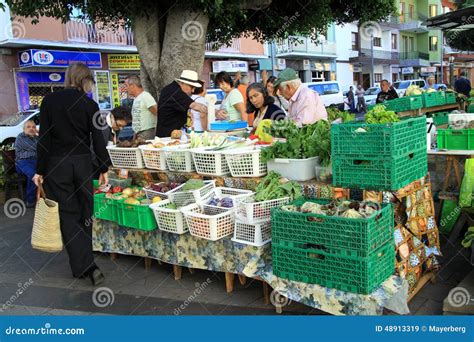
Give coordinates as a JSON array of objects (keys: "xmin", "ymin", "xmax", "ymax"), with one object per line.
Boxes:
[
  {"xmin": 272, "ymin": 242, "xmax": 395, "ymax": 294},
  {"xmin": 93, "ymin": 193, "xmax": 118, "ymax": 222},
  {"xmin": 384, "ymin": 95, "xmax": 423, "ymax": 112},
  {"xmin": 432, "ymin": 112, "xmax": 449, "ymax": 126},
  {"xmin": 467, "ymin": 98, "xmax": 474, "ymax": 113},
  {"xmin": 423, "ymin": 92, "xmax": 446, "ymax": 108},
  {"xmin": 332, "ymin": 147, "xmax": 428, "ymax": 190},
  {"xmin": 437, "ymin": 129, "xmax": 474, "ymax": 150},
  {"xmin": 271, "ymin": 198, "xmax": 394, "ymax": 258},
  {"xmin": 117, "ymin": 200, "xmax": 157, "ymax": 231},
  {"xmin": 445, "ymin": 92, "xmax": 457, "ymax": 104},
  {"xmin": 331, "ymin": 116, "xmax": 426, "ymax": 157}
]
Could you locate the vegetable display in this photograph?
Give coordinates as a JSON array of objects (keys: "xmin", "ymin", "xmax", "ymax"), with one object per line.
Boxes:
[
  {"xmin": 254, "ymin": 171, "xmax": 301, "ymax": 202},
  {"xmin": 207, "ymin": 197, "xmax": 234, "ymax": 208},
  {"xmin": 182, "ymin": 179, "xmax": 205, "ymax": 191},
  {"xmin": 146, "ymin": 182, "xmax": 181, "ymax": 194},
  {"xmin": 326, "ymin": 107, "xmax": 355, "ymax": 123},
  {"xmin": 365, "ymin": 105, "xmax": 400, "ymax": 124},
  {"xmin": 189, "ymin": 131, "xmax": 227, "ymax": 148},
  {"xmin": 261, "ymin": 120, "xmax": 331, "ymax": 166},
  {"xmin": 116, "ymin": 138, "xmax": 148, "ymax": 148},
  {"xmin": 281, "ymin": 200, "xmax": 379, "ymax": 218}
]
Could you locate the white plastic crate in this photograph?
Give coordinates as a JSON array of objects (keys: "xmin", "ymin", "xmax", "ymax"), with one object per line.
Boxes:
[
  {"xmin": 224, "ymin": 147, "xmax": 267, "ymax": 178},
  {"xmin": 201, "ymin": 187, "xmax": 253, "ymax": 209},
  {"xmin": 181, "ymin": 203, "xmax": 235, "ymax": 241},
  {"xmin": 149, "ymin": 199, "xmax": 188, "ymax": 234},
  {"xmin": 267, "ymin": 156, "xmax": 319, "ymax": 181},
  {"xmin": 235, "ymin": 195, "xmax": 290, "ymax": 224},
  {"xmin": 143, "ymin": 182, "xmax": 182, "ymax": 200},
  {"xmin": 232, "ymin": 220, "xmax": 271, "ymax": 247},
  {"xmin": 139, "ymin": 145, "xmax": 168, "ymax": 170},
  {"xmin": 191, "ymin": 148, "xmax": 230, "ymax": 176},
  {"xmin": 167, "ymin": 180, "xmax": 216, "ymax": 207},
  {"xmin": 163, "ymin": 144, "xmax": 195, "ymax": 172},
  {"xmin": 106, "ymin": 146, "xmax": 144, "ymax": 169}
]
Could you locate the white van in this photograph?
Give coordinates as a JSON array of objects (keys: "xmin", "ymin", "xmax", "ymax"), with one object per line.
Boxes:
[
  {"xmin": 392, "ymin": 79, "xmax": 427, "ymax": 97},
  {"xmin": 303, "ymin": 81, "xmax": 344, "ymax": 109}
]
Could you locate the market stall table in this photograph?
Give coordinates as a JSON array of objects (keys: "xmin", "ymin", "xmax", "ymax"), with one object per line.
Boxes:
[
  {"xmin": 398, "ymin": 103, "xmax": 461, "ymax": 118},
  {"xmin": 92, "ymin": 219, "xmax": 409, "ymax": 316}
]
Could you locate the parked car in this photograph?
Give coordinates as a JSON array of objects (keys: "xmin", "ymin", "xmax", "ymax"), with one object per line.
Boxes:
[
  {"xmin": 0, "ymin": 110, "xmax": 40, "ymax": 147},
  {"xmin": 304, "ymin": 81, "xmax": 344, "ymax": 109},
  {"xmin": 392, "ymin": 79, "xmax": 426, "ymax": 97},
  {"xmin": 363, "ymin": 87, "xmax": 381, "ymax": 107}
]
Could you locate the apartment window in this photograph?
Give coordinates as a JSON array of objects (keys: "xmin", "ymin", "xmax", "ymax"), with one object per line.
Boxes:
[
  {"xmin": 409, "ymin": 4, "xmax": 414, "ymax": 19},
  {"xmin": 400, "ymin": 2, "xmax": 406, "ymax": 21},
  {"xmin": 429, "ymin": 36, "xmax": 438, "ymax": 51},
  {"xmin": 409, "ymin": 37, "xmax": 415, "ymax": 51},
  {"xmin": 429, "ymin": 5, "xmax": 438, "ymax": 17},
  {"xmin": 374, "ymin": 73, "xmax": 383, "ymax": 83},
  {"xmin": 391, "ymin": 34, "xmax": 398, "ymax": 50},
  {"xmin": 373, "ymin": 37, "xmax": 382, "ymax": 47},
  {"xmin": 352, "ymin": 32, "xmax": 359, "ymax": 50}
]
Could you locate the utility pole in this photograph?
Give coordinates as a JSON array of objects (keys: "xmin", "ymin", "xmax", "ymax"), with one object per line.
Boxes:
[
  {"xmin": 370, "ymin": 33, "xmax": 375, "ymax": 87},
  {"xmin": 440, "ymin": 30, "xmax": 444, "ymax": 84}
]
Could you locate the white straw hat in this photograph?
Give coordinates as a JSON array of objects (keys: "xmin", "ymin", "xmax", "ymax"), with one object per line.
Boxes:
[{"xmin": 175, "ymin": 70, "xmax": 202, "ymax": 88}]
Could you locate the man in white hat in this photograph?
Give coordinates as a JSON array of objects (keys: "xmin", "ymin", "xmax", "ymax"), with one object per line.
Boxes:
[{"xmin": 156, "ymin": 70, "xmax": 208, "ymax": 137}]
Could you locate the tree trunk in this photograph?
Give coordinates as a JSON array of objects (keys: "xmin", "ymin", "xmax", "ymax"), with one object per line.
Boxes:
[{"xmin": 133, "ymin": 6, "xmax": 209, "ymax": 99}]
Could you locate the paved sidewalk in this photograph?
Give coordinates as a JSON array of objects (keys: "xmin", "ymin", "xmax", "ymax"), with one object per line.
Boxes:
[{"xmin": 0, "ymin": 207, "xmax": 471, "ymax": 316}]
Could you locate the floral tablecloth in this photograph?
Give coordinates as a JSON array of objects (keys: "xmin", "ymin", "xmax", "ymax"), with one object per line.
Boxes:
[{"xmin": 93, "ymin": 219, "xmax": 409, "ymax": 316}]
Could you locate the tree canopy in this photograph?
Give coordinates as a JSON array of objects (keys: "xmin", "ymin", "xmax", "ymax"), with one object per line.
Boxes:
[{"xmin": 3, "ymin": 0, "xmax": 395, "ymax": 44}]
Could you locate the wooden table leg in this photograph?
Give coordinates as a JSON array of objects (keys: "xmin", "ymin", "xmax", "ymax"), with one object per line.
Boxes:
[
  {"xmin": 110, "ymin": 253, "xmax": 117, "ymax": 261},
  {"xmin": 144, "ymin": 257, "xmax": 152, "ymax": 270},
  {"xmin": 225, "ymin": 272, "xmax": 235, "ymax": 293},
  {"xmin": 238, "ymin": 274, "xmax": 247, "ymax": 286},
  {"xmin": 173, "ymin": 265, "xmax": 182, "ymax": 280},
  {"xmin": 452, "ymin": 157, "xmax": 462, "ymax": 188},
  {"xmin": 188, "ymin": 267, "xmax": 195, "ymax": 274},
  {"xmin": 442, "ymin": 157, "xmax": 453, "ymax": 192},
  {"xmin": 262, "ymin": 282, "xmax": 270, "ymax": 305}
]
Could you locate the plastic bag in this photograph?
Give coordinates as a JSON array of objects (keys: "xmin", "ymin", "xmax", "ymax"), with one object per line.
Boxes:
[{"xmin": 459, "ymin": 158, "xmax": 474, "ymax": 208}]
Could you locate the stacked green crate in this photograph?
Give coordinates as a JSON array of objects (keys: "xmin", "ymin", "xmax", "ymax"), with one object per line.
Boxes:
[
  {"xmin": 384, "ymin": 95, "xmax": 423, "ymax": 112},
  {"xmin": 331, "ymin": 116, "xmax": 428, "ymax": 190},
  {"xmin": 422, "ymin": 92, "xmax": 446, "ymax": 108}
]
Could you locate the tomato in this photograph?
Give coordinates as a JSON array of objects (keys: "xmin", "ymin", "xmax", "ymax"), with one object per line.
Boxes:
[
  {"xmin": 249, "ymin": 134, "xmax": 258, "ymax": 140},
  {"xmin": 112, "ymin": 186, "xmax": 122, "ymax": 194}
]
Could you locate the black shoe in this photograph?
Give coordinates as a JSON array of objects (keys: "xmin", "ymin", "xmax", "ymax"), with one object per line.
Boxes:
[{"xmin": 89, "ymin": 268, "xmax": 105, "ymax": 286}]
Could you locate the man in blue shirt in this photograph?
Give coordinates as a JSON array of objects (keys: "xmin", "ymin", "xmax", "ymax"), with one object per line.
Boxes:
[
  {"xmin": 454, "ymin": 71, "xmax": 472, "ymax": 97},
  {"xmin": 15, "ymin": 119, "xmax": 39, "ymax": 207}
]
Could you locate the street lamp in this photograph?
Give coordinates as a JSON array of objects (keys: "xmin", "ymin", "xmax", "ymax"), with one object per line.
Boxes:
[{"xmin": 449, "ymin": 56, "xmax": 455, "ymax": 87}]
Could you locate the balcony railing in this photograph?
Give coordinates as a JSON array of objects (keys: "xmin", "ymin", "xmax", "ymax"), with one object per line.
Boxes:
[
  {"xmin": 276, "ymin": 37, "xmax": 336, "ymax": 56},
  {"xmin": 400, "ymin": 51, "xmax": 430, "ymax": 60},
  {"xmin": 66, "ymin": 20, "xmax": 134, "ymax": 46},
  {"xmin": 205, "ymin": 38, "xmax": 241, "ymax": 53},
  {"xmin": 359, "ymin": 48, "xmax": 399, "ymax": 60}
]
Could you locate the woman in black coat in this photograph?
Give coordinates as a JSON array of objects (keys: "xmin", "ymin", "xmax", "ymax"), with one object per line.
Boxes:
[{"xmin": 33, "ymin": 63, "xmax": 111, "ymax": 286}]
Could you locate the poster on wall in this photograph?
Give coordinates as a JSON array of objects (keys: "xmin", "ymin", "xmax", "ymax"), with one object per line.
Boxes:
[
  {"xmin": 95, "ymin": 71, "xmax": 112, "ymax": 110},
  {"xmin": 108, "ymin": 54, "xmax": 141, "ymax": 70},
  {"xmin": 110, "ymin": 73, "xmax": 121, "ymax": 108}
]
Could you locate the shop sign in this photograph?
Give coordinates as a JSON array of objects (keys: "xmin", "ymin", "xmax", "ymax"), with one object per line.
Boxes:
[
  {"xmin": 111, "ymin": 73, "xmax": 121, "ymax": 108},
  {"xmin": 108, "ymin": 54, "xmax": 141, "ymax": 70},
  {"xmin": 212, "ymin": 60, "xmax": 248, "ymax": 73},
  {"xmin": 402, "ymin": 67, "xmax": 414, "ymax": 74},
  {"xmin": 95, "ymin": 70, "xmax": 112, "ymax": 110},
  {"xmin": 421, "ymin": 67, "xmax": 436, "ymax": 73},
  {"xmin": 18, "ymin": 49, "xmax": 102, "ymax": 68},
  {"xmin": 314, "ymin": 63, "xmax": 324, "ymax": 71}
]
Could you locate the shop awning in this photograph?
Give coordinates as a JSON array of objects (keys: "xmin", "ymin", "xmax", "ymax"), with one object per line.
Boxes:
[{"xmin": 423, "ymin": 6, "xmax": 474, "ymax": 30}]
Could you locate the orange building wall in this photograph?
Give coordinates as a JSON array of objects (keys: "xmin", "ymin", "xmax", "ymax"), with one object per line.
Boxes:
[
  {"xmin": 239, "ymin": 37, "xmax": 265, "ymax": 55},
  {"xmin": 13, "ymin": 16, "xmax": 66, "ymax": 41}
]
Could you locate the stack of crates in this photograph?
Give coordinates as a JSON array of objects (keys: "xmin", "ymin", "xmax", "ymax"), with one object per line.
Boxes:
[
  {"xmin": 383, "ymin": 95, "xmax": 423, "ymax": 112},
  {"xmin": 271, "ymin": 199, "xmax": 395, "ymax": 294},
  {"xmin": 331, "ymin": 116, "xmax": 428, "ymax": 190}
]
